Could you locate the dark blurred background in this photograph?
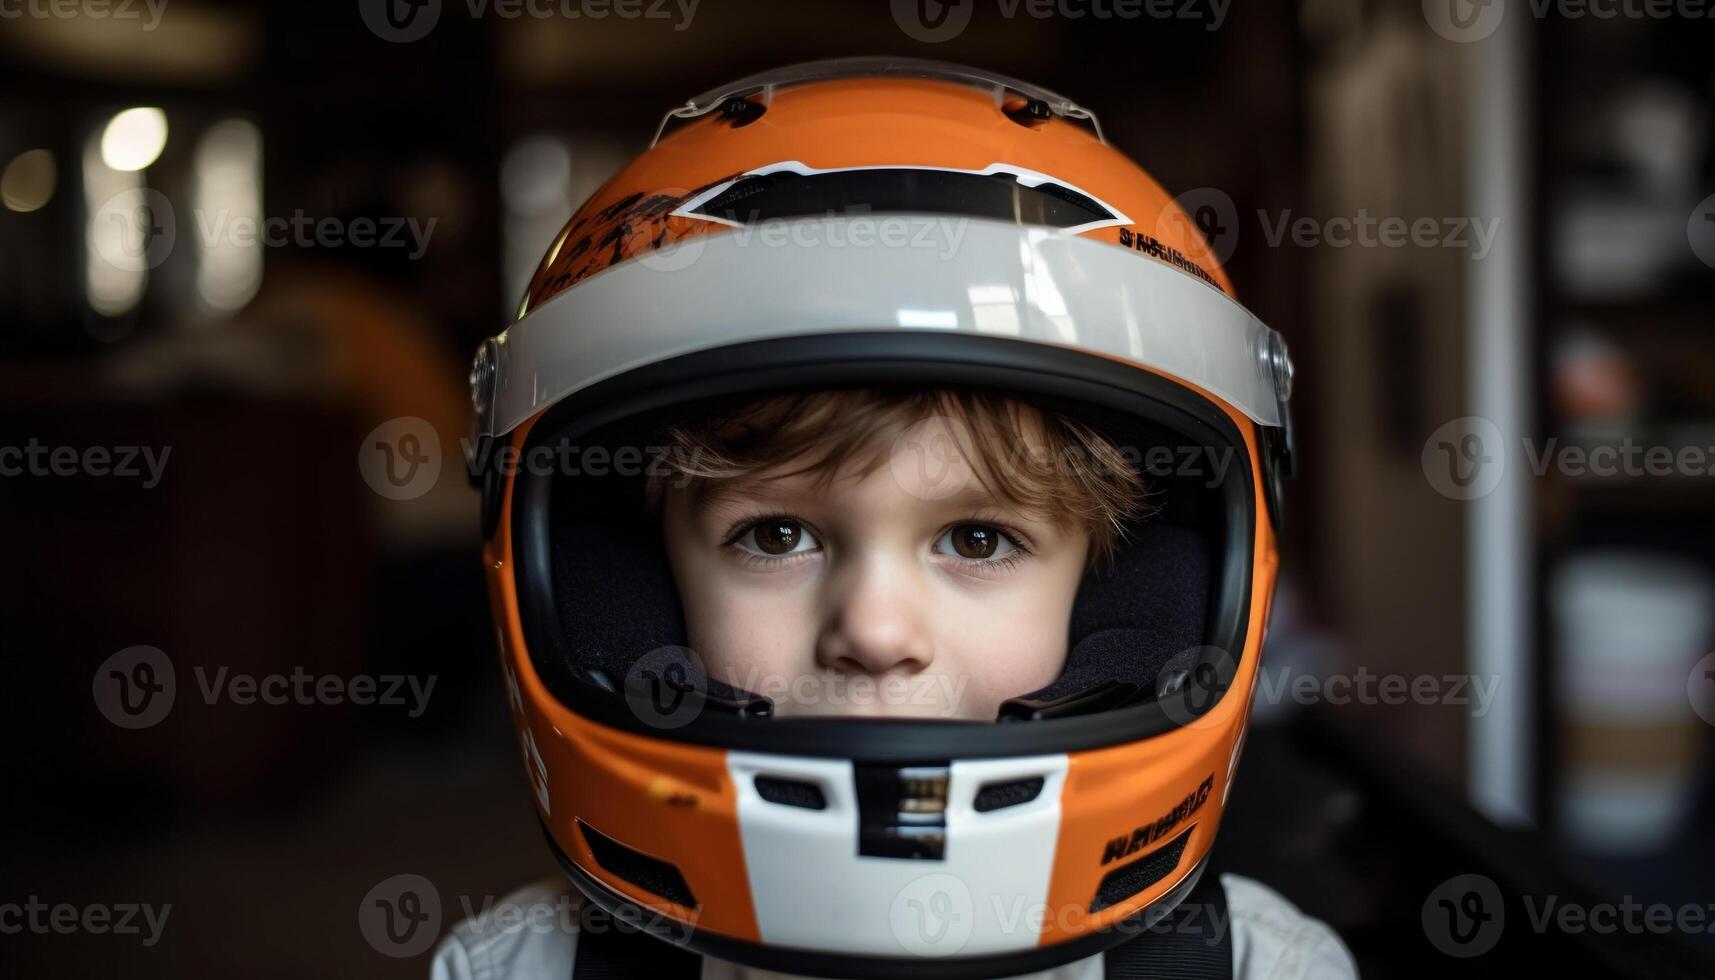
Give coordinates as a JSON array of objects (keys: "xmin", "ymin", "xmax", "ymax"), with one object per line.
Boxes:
[{"xmin": 3, "ymin": 1, "xmax": 1714, "ymax": 976}]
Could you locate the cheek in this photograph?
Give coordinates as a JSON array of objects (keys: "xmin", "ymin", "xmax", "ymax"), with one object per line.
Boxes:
[
  {"xmin": 937, "ymin": 563, "xmax": 1084, "ymax": 711},
  {"xmin": 660, "ymin": 500, "xmax": 815, "ymax": 685},
  {"xmin": 676, "ymin": 558, "xmax": 819, "ymax": 687}
]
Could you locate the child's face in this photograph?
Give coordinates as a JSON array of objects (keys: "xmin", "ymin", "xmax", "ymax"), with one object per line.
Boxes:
[{"xmin": 660, "ymin": 416, "xmax": 1089, "ymax": 720}]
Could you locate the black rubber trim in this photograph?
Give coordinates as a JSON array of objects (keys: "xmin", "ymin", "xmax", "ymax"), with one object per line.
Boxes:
[
  {"xmin": 512, "ymin": 331, "xmax": 1256, "ymax": 762},
  {"xmin": 543, "ymin": 816, "xmax": 1212, "ymax": 980}
]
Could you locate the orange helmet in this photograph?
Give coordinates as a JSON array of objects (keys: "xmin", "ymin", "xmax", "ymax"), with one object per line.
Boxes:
[{"xmin": 470, "ymin": 58, "xmax": 1295, "ymax": 977}]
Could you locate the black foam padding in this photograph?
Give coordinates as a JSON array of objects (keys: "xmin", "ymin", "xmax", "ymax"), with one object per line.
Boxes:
[
  {"xmin": 551, "ymin": 469, "xmax": 688, "ymax": 681},
  {"xmin": 1011, "ymin": 521, "xmax": 1213, "ymax": 704}
]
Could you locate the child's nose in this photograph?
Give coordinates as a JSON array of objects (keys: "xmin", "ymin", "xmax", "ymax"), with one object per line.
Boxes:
[{"xmin": 814, "ymin": 557, "xmax": 934, "ymax": 676}]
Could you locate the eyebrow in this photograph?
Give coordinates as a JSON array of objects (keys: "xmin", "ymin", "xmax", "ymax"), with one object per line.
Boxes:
[
  {"xmin": 694, "ymin": 469, "xmax": 1049, "ymax": 525},
  {"xmin": 695, "ymin": 476, "xmax": 810, "ymax": 509}
]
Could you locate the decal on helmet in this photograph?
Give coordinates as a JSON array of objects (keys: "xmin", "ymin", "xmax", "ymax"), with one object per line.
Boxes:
[
  {"xmin": 1100, "ymin": 774, "xmax": 1215, "ymax": 866},
  {"xmin": 1116, "ymin": 226, "xmax": 1224, "ymax": 293}
]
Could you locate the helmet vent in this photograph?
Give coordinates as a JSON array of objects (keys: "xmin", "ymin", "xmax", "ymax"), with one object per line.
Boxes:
[
  {"xmin": 577, "ymin": 819, "xmax": 699, "ymax": 909},
  {"xmin": 972, "ymin": 776, "xmax": 1046, "ymax": 813},
  {"xmin": 684, "ymin": 166, "xmax": 1119, "ymax": 233},
  {"xmin": 754, "ymin": 775, "xmax": 827, "ymax": 810},
  {"xmin": 1089, "ymin": 827, "xmax": 1193, "ymax": 913}
]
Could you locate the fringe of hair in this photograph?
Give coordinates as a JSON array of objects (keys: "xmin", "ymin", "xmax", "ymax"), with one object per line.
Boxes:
[{"xmin": 645, "ymin": 388, "xmax": 1156, "ymax": 567}]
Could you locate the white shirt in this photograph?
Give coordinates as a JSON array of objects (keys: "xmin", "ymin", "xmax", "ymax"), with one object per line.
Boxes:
[{"xmin": 431, "ymin": 875, "xmax": 1358, "ymax": 980}]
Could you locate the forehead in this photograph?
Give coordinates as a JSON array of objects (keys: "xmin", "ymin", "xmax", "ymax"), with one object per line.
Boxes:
[
  {"xmin": 673, "ymin": 398, "xmax": 1061, "ymax": 519},
  {"xmin": 687, "ymin": 458, "xmax": 1060, "ymax": 536}
]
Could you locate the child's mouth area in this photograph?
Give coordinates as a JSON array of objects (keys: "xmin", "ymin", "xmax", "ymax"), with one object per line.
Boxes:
[{"xmin": 711, "ymin": 669, "xmax": 985, "ymax": 721}]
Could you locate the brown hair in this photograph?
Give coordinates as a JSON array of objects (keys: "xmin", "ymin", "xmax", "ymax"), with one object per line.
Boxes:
[{"xmin": 646, "ymin": 388, "xmax": 1153, "ymax": 566}]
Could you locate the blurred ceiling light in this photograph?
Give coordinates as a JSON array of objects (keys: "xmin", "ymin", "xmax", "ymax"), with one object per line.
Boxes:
[
  {"xmin": 194, "ymin": 118, "xmax": 264, "ymax": 314},
  {"xmin": 1, "ymin": 149, "xmax": 56, "ymax": 212},
  {"xmin": 101, "ymin": 107, "xmax": 168, "ymax": 172},
  {"xmin": 0, "ymin": 4, "xmax": 257, "ymax": 84},
  {"xmin": 502, "ymin": 134, "xmax": 575, "ymax": 316},
  {"xmin": 84, "ymin": 135, "xmax": 147, "ymax": 317},
  {"xmin": 502, "ymin": 136, "xmax": 572, "ymax": 215}
]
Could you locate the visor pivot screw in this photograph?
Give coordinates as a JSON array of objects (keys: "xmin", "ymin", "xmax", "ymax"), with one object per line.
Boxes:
[
  {"xmin": 469, "ymin": 339, "xmax": 499, "ymax": 434},
  {"xmin": 718, "ymin": 96, "xmax": 766, "ymax": 127},
  {"xmin": 1003, "ymin": 94, "xmax": 1053, "ymax": 128}
]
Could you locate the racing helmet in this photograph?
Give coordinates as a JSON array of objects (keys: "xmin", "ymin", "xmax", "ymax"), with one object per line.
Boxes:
[{"xmin": 472, "ymin": 57, "xmax": 1295, "ymax": 978}]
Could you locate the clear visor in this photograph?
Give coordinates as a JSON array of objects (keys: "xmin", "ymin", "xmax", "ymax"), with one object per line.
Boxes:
[
  {"xmin": 474, "ymin": 216, "xmax": 1292, "ymax": 441},
  {"xmin": 653, "ymin": 56, "xmax": 1106, "ymax": 146}
]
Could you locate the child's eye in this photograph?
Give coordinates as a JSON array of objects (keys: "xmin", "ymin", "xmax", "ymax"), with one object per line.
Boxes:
[
  {"xmin": 732, "ymin": 518, "xmax": 821, "ymax": 557},
  {"xmin": 933, "ymin": 524, "xmax": 1020, "ymax": 562}
]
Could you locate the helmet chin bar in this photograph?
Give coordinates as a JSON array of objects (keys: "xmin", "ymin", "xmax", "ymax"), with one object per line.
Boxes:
[{"xmin": 544, "ymin": 813, "xmax": 1215, "ymax": 980}]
